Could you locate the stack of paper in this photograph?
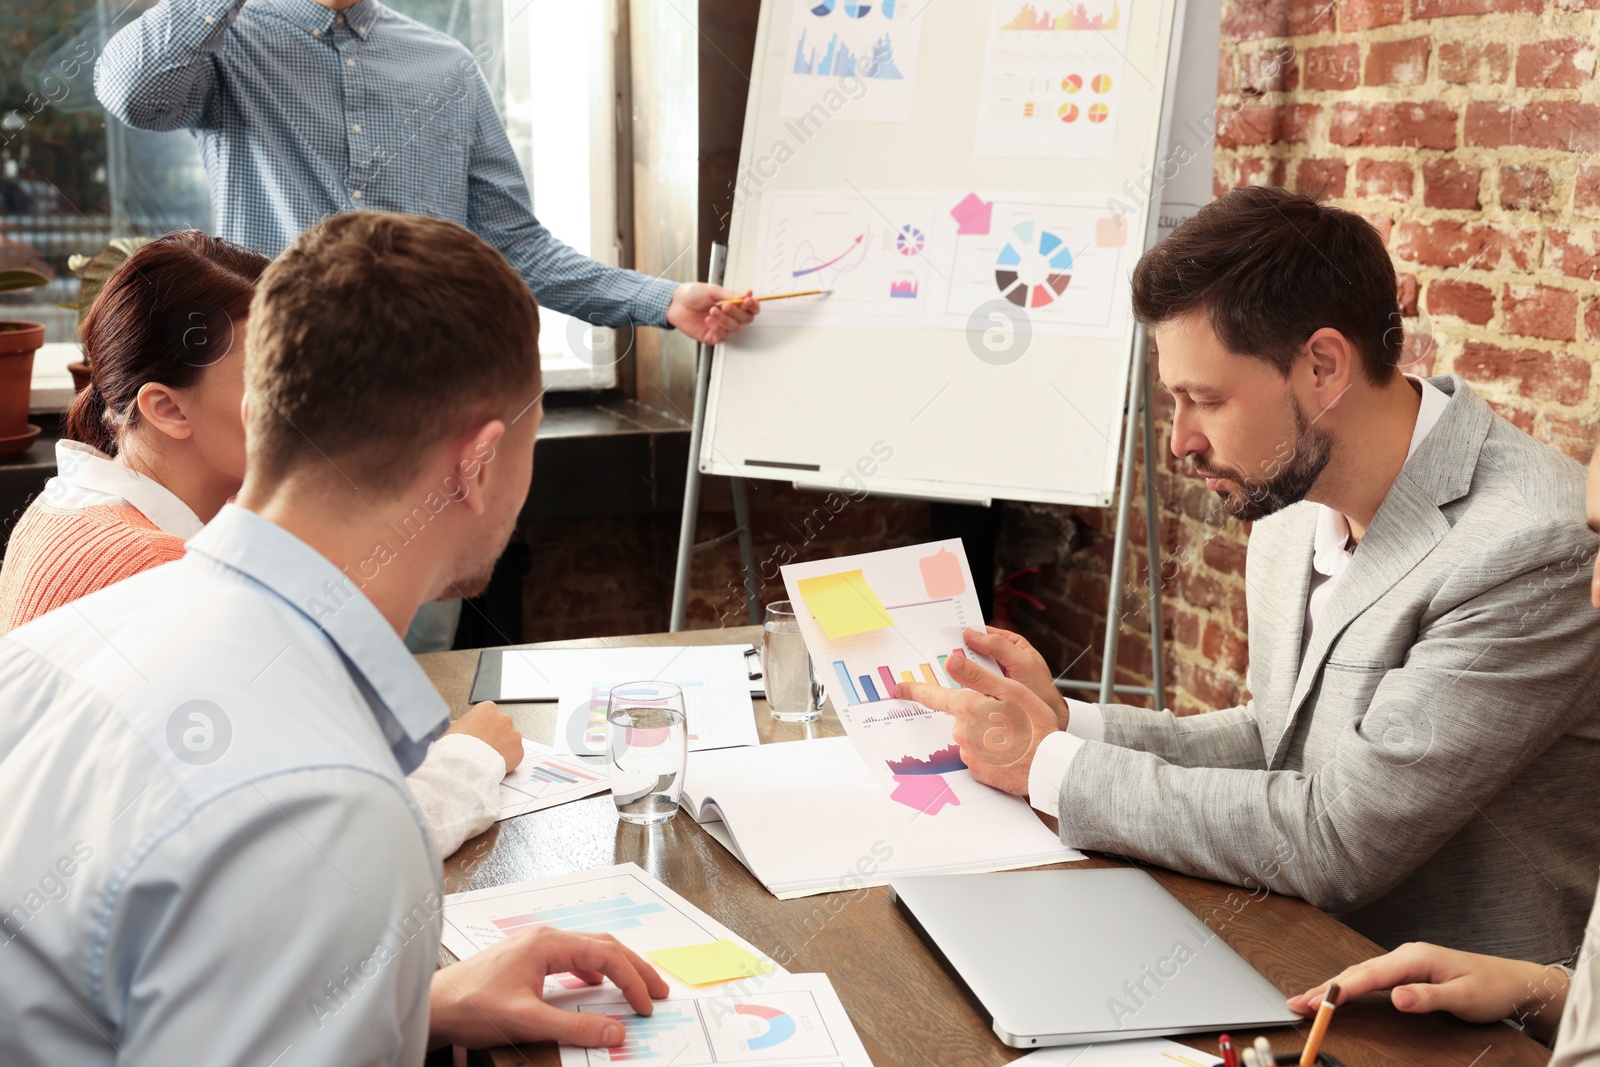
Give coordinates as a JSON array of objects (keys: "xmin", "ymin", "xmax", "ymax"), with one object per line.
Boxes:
[{"xmin": 682, "ymin": 737, "xmax": 1080, "ymax": 899}]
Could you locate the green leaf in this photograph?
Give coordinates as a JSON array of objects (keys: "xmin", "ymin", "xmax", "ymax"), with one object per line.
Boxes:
[{"xmin": 0, "ymin": 268, "xmax": 50, "ymax": 293}]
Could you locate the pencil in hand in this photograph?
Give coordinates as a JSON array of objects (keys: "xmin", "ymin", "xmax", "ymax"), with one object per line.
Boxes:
[{"xmin": 1298, "ymin": 982, "xmax": 1340, "ymax": 1067}]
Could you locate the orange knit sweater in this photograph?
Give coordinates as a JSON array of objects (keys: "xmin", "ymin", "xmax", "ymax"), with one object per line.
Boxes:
[{"xmin": 0, "ymin": 501, "xmax": 187, "ymax": 636}]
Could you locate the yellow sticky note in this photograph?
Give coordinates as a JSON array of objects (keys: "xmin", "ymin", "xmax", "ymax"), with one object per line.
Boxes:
[
  {"xmin": 644, "ymin": 940, "xmax": 774, "ymax": 986},
  {"xmin": 797, "ymin": 569, "xmax": 894, "ymax": 639}
]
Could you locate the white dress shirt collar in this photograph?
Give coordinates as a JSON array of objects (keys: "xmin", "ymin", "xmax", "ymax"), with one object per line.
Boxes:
[
  {"xmin": 186, "ymin": 504, "xmax": 449, "ymax": 761},
  {"xmin": 1312, "ymin": 374, "xmax": 1451, "ymax": 577},
  {"xmin": 44, "ymin": 439, "xmax": 205, "ymax": 540}
]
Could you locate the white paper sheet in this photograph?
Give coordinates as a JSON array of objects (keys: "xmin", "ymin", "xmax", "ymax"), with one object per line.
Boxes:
[
  {"xmin": 442, "ymin": 862, "xmax": 785, "ymax": 998},
  {"xmin": 552, "ymin": 680, "xmax": 760, "ymax": 758},
  {"xmin": 494, "ymin": 643, "xmax": 761, "ymax": 701},
  {"xmin": 1016, "ymin": 1038, "xmax": 1224, "ymax": 1065},
  {"xmin": 497, "ymin": 739, "xmax": 611, "ymax": 821},
  {"xmin": 554, "ymin": 971, "xmax": 873, "ymax": 1066}
]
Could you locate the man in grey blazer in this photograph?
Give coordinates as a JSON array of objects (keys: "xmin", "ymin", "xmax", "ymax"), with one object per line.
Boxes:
[{"xmin": 902, "ymin": 186, "xmax": 1600, "ymax": 966}]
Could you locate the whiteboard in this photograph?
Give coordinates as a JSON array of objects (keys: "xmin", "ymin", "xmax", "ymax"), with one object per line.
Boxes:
[{"xmin": 702, "ymin": 0, "xmax": 1186, "ymax": 507}]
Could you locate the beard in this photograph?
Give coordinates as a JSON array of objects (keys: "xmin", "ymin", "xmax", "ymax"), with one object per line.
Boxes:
[
  {"xmin": 438, "ymin": 510, "xmax": 520, "ymax": 602},
  {"xmin": 1195, "ymin": 400, "xmax": 1332, "ymax": 523}
]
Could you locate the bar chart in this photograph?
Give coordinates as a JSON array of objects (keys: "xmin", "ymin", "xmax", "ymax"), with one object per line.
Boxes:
[
  {"xmin": 497, "ymin": 740, "xmax": 611, "ymax": 820},
  {"xmin": 492, "ymin": 895, "xmax": 667, "ymax": 937}
]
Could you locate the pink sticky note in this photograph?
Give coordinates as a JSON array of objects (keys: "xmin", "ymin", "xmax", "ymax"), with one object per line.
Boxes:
[
  {"xmin": 951, "ymin": 193, "xmax": 993, "ymax": 236},
  {"xmin": 890, "ymin": 773, "xmax": 961, "ymax": 815},
  {"xmin": 1096, "ymin": 215, "xmax": 1128, "ymax": 247},
  {"xmin": 920, "ymin": 546, "xmax": 966, "ymax": 598}
]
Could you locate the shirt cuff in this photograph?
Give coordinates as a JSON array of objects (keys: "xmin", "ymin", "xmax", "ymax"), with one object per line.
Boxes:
[
  {"xmin": 631, "ymin": 275, "xmax": 680, "ymax": 329},
  {"xmin": 1063, "ymin": 698, "xmax": 1105, "ymax": 742},
  {"xmin": 406, "ymin": 733, "xmax": 506, "ymax": 858},
  {"xmin": 1028, "ymin": 729, "xmax": 1088, "ymax": 820}
]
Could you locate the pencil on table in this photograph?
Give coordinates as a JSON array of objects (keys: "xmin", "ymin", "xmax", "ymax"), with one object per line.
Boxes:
[{"xmin": 1299, "ymin": 982, "xmax": 1341, "ymax": 1067}]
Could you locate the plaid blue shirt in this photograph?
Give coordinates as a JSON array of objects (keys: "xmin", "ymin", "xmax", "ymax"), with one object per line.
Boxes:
[{"xmin": 95, "ymin": 0, "xmax": 676, "ymax": 329}]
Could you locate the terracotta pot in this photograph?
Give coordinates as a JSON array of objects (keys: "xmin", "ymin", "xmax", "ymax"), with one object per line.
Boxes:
[
  {"xmin": 68, "ymin": 360, "xmax": 92, "ymax": 394},
  {"xmin": 0, "ymin": 321, "xmax": 45, "ymax": 438}
]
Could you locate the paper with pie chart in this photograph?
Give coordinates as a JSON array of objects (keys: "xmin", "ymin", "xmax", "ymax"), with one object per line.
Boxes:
[
  {"xmin": 750, "ymin": 191, "xmax": 945, "ymax": 328},
  {"xmin": 942, "ymin": 194, "xmax": 1133, "ymax": 336},
  {"xmin": 554, "ymin": 971, "xmax": 873, "ymax": 1066},
  {"xmin": 975, "ymin": 0, "xmax": 1129, "ymax": 158},
  {"xmin": 780, "ymin": 0, "xmax": 926, "ymax": 123}
]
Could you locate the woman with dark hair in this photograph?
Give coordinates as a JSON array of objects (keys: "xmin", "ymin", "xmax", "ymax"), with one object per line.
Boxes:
[{"xmin": 0, "ymin": 230, "xmax": 520, "ymax": 857}]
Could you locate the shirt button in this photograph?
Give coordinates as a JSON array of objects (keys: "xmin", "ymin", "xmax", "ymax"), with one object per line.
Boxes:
[
  {"xmin": 351, "ymin": 190, "xmax": 363, "ymax": 199},
  {"xmin": 312, "ymin": 28, "xmax": 321, "ymax": 36},
  {"xmin": 202, "ymin": 13, "xmax": 214, "ymax": 22},
  {"xmin": 351, "ymin": 123, "xmax": 361, "ymax": 132},
  {"xmin": 346, "ymin": 58, "xmax": 356, "ymax": 67}
]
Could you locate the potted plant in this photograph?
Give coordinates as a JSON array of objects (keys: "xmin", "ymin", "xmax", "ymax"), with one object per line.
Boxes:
[
  {"xmin": 0, "ymin": 263, "xmax": 49, "ymax": 459},
  {"xmin": 65, "ymin": 237, "xmax": 150, "ymax": 393}
]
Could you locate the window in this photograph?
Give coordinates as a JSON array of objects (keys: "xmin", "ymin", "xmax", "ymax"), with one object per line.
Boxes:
[{"xmin": 0, "ymin": 0, "xmax": 622, "ymax": 390}]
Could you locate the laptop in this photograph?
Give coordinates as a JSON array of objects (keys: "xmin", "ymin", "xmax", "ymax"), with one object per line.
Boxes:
[{"xmin": 890, "ymin": 868, "xmax": 1301, "ymax": 1048}]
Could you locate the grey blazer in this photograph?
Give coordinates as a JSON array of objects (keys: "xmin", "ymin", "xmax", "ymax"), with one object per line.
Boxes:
[{"xmin": 1058, "ymin": 376, "xmax": 1600, "ymax": 963}]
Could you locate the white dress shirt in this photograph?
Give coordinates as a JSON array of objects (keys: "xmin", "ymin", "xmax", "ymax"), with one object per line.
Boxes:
[
  {"xmin": 0, "ymin": 505, "xmax": 442, "ymax": 1065},
  {"xmin": 42, "ymin": 441, "xmax": 504, "ymax": 856},
  {"xmin": 1029, "ymin": 376, "xmax": 1452, "ymax": 822}
]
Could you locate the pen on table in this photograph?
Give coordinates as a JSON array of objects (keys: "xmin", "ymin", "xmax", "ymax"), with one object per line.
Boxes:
[
  {"xmin": 1218, "ymin": 1033, "xmax": 1238, "ymax": 1067},
  {"xmin": 1299, "ymin": 982, "xmax": 1341, "ymax": 1067},
  {"xmin": 1254, "ymin": 1036, "xmax": 1276, "ymax": 1067},
  {"xmin": 715, "ymin": 288, "xmax": 829, "ymax": 307}
]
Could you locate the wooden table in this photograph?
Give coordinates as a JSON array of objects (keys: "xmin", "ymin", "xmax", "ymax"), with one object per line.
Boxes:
[{"xmin": 420, "ymin": 627, "xmax": 1549, "ymax": 1067}]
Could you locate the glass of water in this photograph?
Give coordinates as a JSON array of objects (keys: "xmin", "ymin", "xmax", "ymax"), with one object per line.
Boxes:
[
  {"xmin": 607, "ymin": 682, "xmax": 688, "ymax": 825},
  {"xmin": 762, "ymin": 601, "xmax": 820, "ymax": 723}
]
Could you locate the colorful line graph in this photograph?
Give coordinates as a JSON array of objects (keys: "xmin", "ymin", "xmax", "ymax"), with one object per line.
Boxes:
[
  {"xmin": 492, "ymin": 895, "xmax": 666, "ymax": 937},
  {"xmin": 887, "ymin": 743, "xmax": 966, "ymax": 775},
  {"xmin": 791, "ymin": 29, "xmax": 906, "ymax": 79},
  {"xmin": 1000, "ymin": 1, "xmax": 1121, "ymax": 30},
  {"xmin": 791, "ymin": 233, "xmax": 866, "ymax": 278},
  {"xmin": 889, "ymin": 278, "xmax": 919, "ymax": 298}
]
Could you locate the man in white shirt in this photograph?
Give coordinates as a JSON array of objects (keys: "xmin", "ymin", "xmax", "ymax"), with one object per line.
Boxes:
[
  {"xmin": 0, "ymin": 211, "xmax": 668, "ymax": 1064},
  {"xmin": 901, "ymin": 186, "xmax": 1600, "ymax": 965}
]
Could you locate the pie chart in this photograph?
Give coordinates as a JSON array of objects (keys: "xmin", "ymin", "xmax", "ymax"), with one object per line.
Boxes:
[
  {"xmin": 1091, "ymin": 73, "xmax": 1113, "ymax": 92},
  {"xmin": 1061, "ymin": 73, "xmax": 1082, "ymax": 92},
  {"xmin": 1057, "ymin": 102, "xmax": 1079, "ymax": 122},
  {"xmin": 811, "ymin": 0, "xmax": 835, "ymax": 12},
  {"xmin": 1088, "ymin": 102, "xmax": 1110, "ymax": 122},
  {"xmin": 994, "ymin": 222, "xmax": 1073, "ymax": 309},
  {"xmin": 896, "ymin": 225, "xmax": 925, "ymax": 255},
  {"xmin": 843, "ymin": 0, "xmax": 873, "ymax": 14}
]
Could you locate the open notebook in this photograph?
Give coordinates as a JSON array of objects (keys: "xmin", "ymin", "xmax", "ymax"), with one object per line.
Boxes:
[{"xmin": 681, "ymin": 737, "xmax": 1080, "ymax": 899}]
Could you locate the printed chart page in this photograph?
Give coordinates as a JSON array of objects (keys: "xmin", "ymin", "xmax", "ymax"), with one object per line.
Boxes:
[
  {"xmin": 498, "ymin": 739, "xmax": 611, "ymax": 821},
  {"xmin": 554, "ymin": 971, "xmax": 873, "ymax": 1067},
  {"xmin": 780, "ymin": 539, "xmax": 998, "ymax": 715},
  {"xmin": 683, "ymin": 737, "xmax": 1080, "ymax": 898},
  {"xmin": 442, "ymin": 863, "xmax": 784, "ymax": 998},
  {"xmin": 554, "ymin": 680, "xmax": 760, "ymax": 758},
  {"xmin": 495, "ymin": 644, "xmax": 760, "ymax": 700}
]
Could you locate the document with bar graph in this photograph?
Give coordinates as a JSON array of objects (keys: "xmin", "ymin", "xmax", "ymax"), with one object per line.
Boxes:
[
  {"xmin": 497, "ymin": 739, "xmax": 611, "ymax": 821},
  {"xmin": 441, "ymin": 862, "xmax": 783, "ymax": 997},
  {"xmin": 780, "ymin": 538, "xmax": 999, "ymax": 715}
]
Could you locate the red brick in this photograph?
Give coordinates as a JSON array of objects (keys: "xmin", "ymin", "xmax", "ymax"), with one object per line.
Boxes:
[
  {"xmin": 1400, "ymin": 331, "xmax": 1437, "ymax": 376},
  {"xmin": 1180, "ymin": 661, "xmax": 1243, "ymax": 712},
  {"xmin": 1237, "ymin": 46, "xmax": 1300, "ymax": 95},
  {"xmin": 1295, "ymin": 157, "xmax": 1348, "ymax": 196},
  {"xmin": 1231, "ymin": 155, "xmax": 1289, "ymax": 188},
  {"xmin": 1328, "ymin": 103, "xmax": 1458, "ymax": 150},
  {"xmin": 1499, "ymin": 166, "xmax": 1554, "ymax": 212},
  {"xmin": 1221, "ymin": 0, "xmax": 1338, "ymax": 39},
  {"xmin": 1202, "ymin": 536, "xmax": 1248, "ymax": 577},
  {"xmin": 1457, "ymin": 341, "xmax": 1591, "ymax": 405},
  {"xmin": 1438, "ymin": 41, "xmax": 1509, "ymax": 84},
  {"xmin": 1180, "ymin": 569, "xmax": 1225, "ymax": 611},
  {"xmin": 1576, "ymin": 167, "xmax": 1600, "ymax": 215},
  {"xmin": 1304, "ymin": 43, "xmax": 1361, "ymax": 90},
  {"xmin": 1217, "ymin": 105, "xmax": 1319, "ymax": 147},
  {"xmin": 1487, "ymin": 400, "xmax": 1537, "ymax": 434},
  {"xmin": 1202, "ymin": 621, "xmax": 1251, "ymax": 675},
  {"xmin": 1365, "ymin": 37, "xmax": 1430, "ymax": 85},
  {"xmin": 1414, "ymin": 0, "xmax": 1540, "ymax": 15},
  {"xmin": 1587, "ymin": 300, "xmax": 1600, "ymax": 342},
  {"xmin": 1353, "ymin": 158, "xmax": 1413, "ymax": 201},
  {"xmin": 1397, "ymin": 273, "xmax": 1419, "ymax": 316},
  {"xmin": 1362, "ymin": 211, "xmax": 1394, "ymax": 243},
  {"xmin": 1516, "ymin": 38, "xmax": 1597, "ymax": 89},
  {"xmin": 1465, "ymin": 101, "xmax": 1600, "ymax": 153},
  {"xmin": 1339, "ymin": 0, "xmax": 1404, "ymax": 28},
  {"xmin": 1503, "ymin": 285, "xmax": 1579, "ymax": 341},
  {"xmin": 1426, "ymin": 280, "xmax": 1496, "ymax": 325},
  {"xmin": 1228, "ymin": 587, "xmax": 1250, "ymax": 632},
  {"xmin": 1422, "ymin": 160, "xmax": 1482, "ymax": 209},
  {"xmin": 1392, "ymin": 219, "xmax": 1536, "ymax": 270},
  {"xmin": 1546, "ymin": 230, "xmax": 1600, "ymax": 281},
  {"xmin": 1537, "ymin": 412, "xmax": 1598, "ymax": 463},
  {"xmin": 1170, "ymin": 607, "xmax": 1203, "ymax": 649}
]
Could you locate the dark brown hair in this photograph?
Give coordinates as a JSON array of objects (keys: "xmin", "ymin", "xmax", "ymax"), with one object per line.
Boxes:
[
  {"xmin": 65, "ymin": 231, "xmax": 269, "ymax": 455},
  {"xmin": 245, "ymin": 211, "xmax": 541, "ymax": 494},
  {"xmin": 1130, "ymin": 186, "xmax": 1401, "ymax": 383}
]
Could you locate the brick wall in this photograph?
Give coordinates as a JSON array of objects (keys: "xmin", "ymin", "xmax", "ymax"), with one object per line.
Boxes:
[{"xmin": 1003, "ymin": 0, "xmax": 1600, "ymax": 714}]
